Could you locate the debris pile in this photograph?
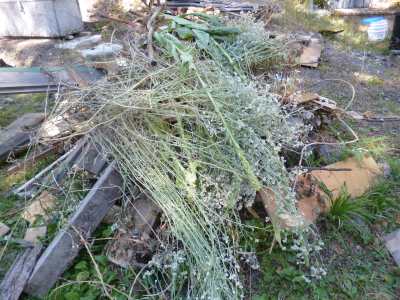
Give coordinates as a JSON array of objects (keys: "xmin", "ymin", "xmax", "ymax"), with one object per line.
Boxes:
[{"xmin": 0, "ymin": 4, "xmax": 390, "ymax": 300}]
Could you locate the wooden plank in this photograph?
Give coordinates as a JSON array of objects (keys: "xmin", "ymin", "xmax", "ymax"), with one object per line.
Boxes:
[
  {"xmin": 0, "ymin": 66, "xmax": 105, "ymax": 95},
  {"xmin": 0, "ymin": 245, "xmax": 42, "ymax": 300},
  {"xmin": 25, "ymin": 162, "xmax": 123, "ymax": 298},
  {"xmin": 334, "ymin": 8, "xmax": 400, "ymax": 16},
  {"xmin": 0, "ymin": 113, "xmax": 44, "ymax": 161},
  {"xmin": 13, "ymin": 140, "xmax": 84, "ymax": 198}
]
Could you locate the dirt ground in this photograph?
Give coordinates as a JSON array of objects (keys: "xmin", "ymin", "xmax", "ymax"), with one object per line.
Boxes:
[{"xmin": 299, "ymin": 39, "xmax": 400, "ymax": 145}]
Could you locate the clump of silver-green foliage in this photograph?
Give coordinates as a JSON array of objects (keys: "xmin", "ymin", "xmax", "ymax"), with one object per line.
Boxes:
[{"xmin": 54, "ymin": 13, "xmax": 310, "ymax": 299}]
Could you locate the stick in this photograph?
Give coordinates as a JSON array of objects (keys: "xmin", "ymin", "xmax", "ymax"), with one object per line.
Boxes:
[
  {"xmin": 291, "ymin": 167, "xmax": 353, "ymax": 172},
  {"xmin": 7, "ymin": 144, "xmax": 61, "ymax": 175},
  {"xmin": 147, "ymin": 7, "xmax": 162, "ymax": 63},
  {"xmin": 95, "ymin": 13, "xmax": 140, "ymax": 27}
]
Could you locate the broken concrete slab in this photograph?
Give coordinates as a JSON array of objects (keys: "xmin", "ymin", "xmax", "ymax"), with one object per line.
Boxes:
[
  {"xmin": 310, "ymin": 155, "xmax": 382, "ymax": 199},
  {"xmin": 106, "ymin": 229, "xmax": 151, "ymax": 268},
  {"xmin": 130, "ymin": 194, "xmax": 161, "ymax": 240},
  {"xmin": 102, "ymin": 205, "xmax": 121, "ymax": 225},
  {"xmin": 24, "ymin": 227, "xmax": 47, "ymax": 244},
  {"xmin": 56, "ymin": 34, "xmax": 102, "ymax": 50},
  {"xmin": 0, "ymin": 113, "xmax": 44, "ymax": 161},
  {"xmin": 257, "ymin": 188, "xmax": 305, "ymax": 229},
  {"xmin": 21, "ymin": 191, "xmax": 56, "ymax": 224},
  {"xmin": 25, "ymin": 162, "xmax": 122, "ymax": 298},
  {"xmin": 80, "ymin": 43, "xmax": 123, "ymax": 60},
  {"xmin": 0, "ymin": 244, "xmax": 42, "ymax": 300},
  {"xmin": 384, "ymin": 229, "xmax": 400, "ymax": 266},
  {"xmin": 0, "ymin": 222, "xmax": 10, "ymax": 237}
]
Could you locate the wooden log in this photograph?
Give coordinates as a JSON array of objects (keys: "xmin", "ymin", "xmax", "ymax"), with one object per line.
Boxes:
[
  {"xmin": 25, "ymin": 162, "xmax": 123, "ymax": 298},
  {"xmin": 0, "ymin": 245, "xmax": 42, "ymax": 300}
]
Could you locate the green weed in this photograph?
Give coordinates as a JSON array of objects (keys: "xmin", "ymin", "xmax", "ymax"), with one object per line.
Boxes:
[
  {"xmin": 0, "ymin": 94, "xmax": 46, "ymax": 128},
  {"xmin": 253, "ymin": 157, "xmax": 400, "ymax": 299}
]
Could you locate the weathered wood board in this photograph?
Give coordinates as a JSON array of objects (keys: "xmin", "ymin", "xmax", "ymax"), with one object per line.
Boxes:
[
  {"xmin": 25, "ymin": 162, "xmax": 123, "ymax": 297},
  {"xmin": 0, "ymin": 113, "xmax": 44, "ymax": 161},
  {"xmin": 0, "ymin": 245, "xmax": 42, "ymax": 300}
]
